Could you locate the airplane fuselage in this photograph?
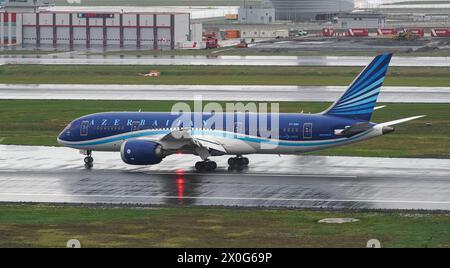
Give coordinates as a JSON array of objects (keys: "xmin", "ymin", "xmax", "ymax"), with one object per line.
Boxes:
[{"xmin": 57, "ymin": 112, "xmax": 382, "ymax": 156}]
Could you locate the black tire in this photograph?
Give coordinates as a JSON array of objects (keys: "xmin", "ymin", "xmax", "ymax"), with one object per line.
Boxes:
[
  {"xmin": 208, "ymin": 161, "xmax": 217, "ymax": 170},
  {"xmin": 205, "ymin": 162, "xmax": 212, "ymax": 171},
  {"xmin": 84, "ymin": 156, "xmax": 93, "ymax": 164},
  {"xmin": 195, "ymin": 161, "xmax": 205, "ymax": 171},
  {"xmin": 228, "ymin": 157, "xmax": 236, "ymax": 167},
  {"xmin": 237, "ymin": 158, "xmax": 245, "ymax": 167},
  {"xmin": 243, "ymin": 157, "xmax": 249, "ymax": 166}
]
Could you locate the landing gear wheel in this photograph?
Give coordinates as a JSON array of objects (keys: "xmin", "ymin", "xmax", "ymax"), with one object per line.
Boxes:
[
  {"xmin": 228, "ymin": 156, "xmax": 249, "ymax": 169},
  {"xmin": 84, "ymin": 156, "xmax": 93, "ymax": 164},
  {"xmin": 207, "ymin": 161, "xmax": 217, "ymax": 170},
  {"xmin": 195, "ymin": 161, "xmax": 217, "ymax": 172},
  {"xmin": 83, "ymin": 151, "xmax": 93, "ymax": 169},
  {"xmin": 195, "ymin": 161, "xmax": 205, "ymax": 171},
  {"xmin": 228, "ymin": 157, "xmax": 236, "ymax": 167}
]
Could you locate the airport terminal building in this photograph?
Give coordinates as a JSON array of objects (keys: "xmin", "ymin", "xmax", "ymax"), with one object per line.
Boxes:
[
  {"xmin": 264, "ymin": 0, "xmax": 354, "ymax": 21},
  {"xmin": 0, "ymin": 0, "xmax": 191, "ymax": 49}
]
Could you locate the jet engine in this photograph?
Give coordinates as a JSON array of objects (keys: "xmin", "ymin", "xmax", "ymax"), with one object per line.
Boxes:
[{"xmin": 120, "ymin": 140, "xmax": 163, "ymax": 165}]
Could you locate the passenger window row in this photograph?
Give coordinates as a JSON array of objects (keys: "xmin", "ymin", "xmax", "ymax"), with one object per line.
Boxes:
[{"xmin": 283, "ymin": 128, "xmax": 299, "ymax": 133}]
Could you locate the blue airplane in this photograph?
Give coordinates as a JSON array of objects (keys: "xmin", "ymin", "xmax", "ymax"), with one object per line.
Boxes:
[{"xmin": 58, "ymin": 53, "xmax": 425, "ymax": 171}]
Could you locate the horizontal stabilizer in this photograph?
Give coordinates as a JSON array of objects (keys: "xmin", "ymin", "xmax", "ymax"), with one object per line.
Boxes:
[
  {"xmin": 378, "ymin": 115, "xmax": 426, "ymax": 127},
  {"xmin": 374, "ymin": 105, "xmax": 387, "ymax": 110}
]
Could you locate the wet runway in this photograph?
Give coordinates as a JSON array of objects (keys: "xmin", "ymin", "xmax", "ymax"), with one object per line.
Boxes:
[
  {"xmin": 1, "ymin": 55, "xmax": 450, "ymax": 67},
  {"xmin": 1, "ymin": 84, "xmax": 449, "ymax": 103},
  {"xmin": 1, "ymin": 145, "xmax": 449, "ymax": 210}
]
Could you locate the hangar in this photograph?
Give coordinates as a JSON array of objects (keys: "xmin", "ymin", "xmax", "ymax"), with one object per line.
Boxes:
[
  {"xmin": 0, "ymin": 0, "xmax": 191, "ymax": 49},
  {"xmin": 19, "ymin": 8, "xmax": 190, "ymax": 49}
]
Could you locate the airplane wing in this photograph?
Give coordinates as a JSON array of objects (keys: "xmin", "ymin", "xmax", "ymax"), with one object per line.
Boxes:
[
  {"xmin": 194, "ymin": 137, "xmax": 227, "ymax": 153},
  {"xmin": 159, "ymin": 128, "xmax": 192, "ymax": 144},
  {"xmin": 156, "ymin": 128, "xmax": 227, "ymax": 155}
]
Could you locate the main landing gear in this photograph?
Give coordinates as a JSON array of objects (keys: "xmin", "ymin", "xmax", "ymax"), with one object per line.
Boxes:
[
  {"xmin": 193, "ymin": 155, "xmax": 249, "ymax": 172},
  {"xmin": 228, "ymin": 156, "xmax": 249, "ymax": 170},
  {"xmin": 195, "ymin": 160, "xmax": 217, "ymax": 172},
  {"xmin": 84, "ymin": 150, "xmax": 93, "ymax": 169}
]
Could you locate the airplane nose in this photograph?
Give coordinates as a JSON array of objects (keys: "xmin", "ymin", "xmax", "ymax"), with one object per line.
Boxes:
[
  {"xmin": 57, "ymin": 127, "xmax": 71, "ymax": 144},
  {"xmin": 57, "ymin": 131, "xmax": 66, "ymax": 144}
]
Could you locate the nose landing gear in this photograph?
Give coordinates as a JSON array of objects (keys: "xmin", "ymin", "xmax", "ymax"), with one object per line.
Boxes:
[
  {"xmin": 83, "ymin": 150, "xmax": 93, "ymax": 169},
  {"xmin": 228, "ymin": 156, "xmax": 249, "ymax": 170}
]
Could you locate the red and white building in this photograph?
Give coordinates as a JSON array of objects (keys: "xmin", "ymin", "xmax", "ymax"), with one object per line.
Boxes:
[
  {"xmin": 0, "ymin": 11, "xmax": 19, "ymax": 45},
  {"xmin": 1, "ymin": 1, "xmax": 193, "ymax": 49}
]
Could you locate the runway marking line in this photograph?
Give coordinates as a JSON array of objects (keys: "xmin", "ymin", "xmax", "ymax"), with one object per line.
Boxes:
[
  {"xmin": 134, "ymin": 172, "xmax": 358, "ymax": 179},
  {"xmin": 1, "ymin": 192, "xmax": 450, "ymax": 205}
]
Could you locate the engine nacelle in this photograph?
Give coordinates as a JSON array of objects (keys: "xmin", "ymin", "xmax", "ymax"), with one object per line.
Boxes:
[{"xmin": 120, "ymin": 140, "xmax": 163, "ymax": 165}]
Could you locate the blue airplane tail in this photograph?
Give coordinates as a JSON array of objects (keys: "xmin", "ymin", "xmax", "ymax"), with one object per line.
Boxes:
[{"xmin": 323, "ymin": 53, "xmax": 393, "ymax": 121}]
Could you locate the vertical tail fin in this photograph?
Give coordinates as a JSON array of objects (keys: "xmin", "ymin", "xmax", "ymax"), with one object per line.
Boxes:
[{"xmin": 323, "ymin": 53, "xmax": 393, "ymax": 121}]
